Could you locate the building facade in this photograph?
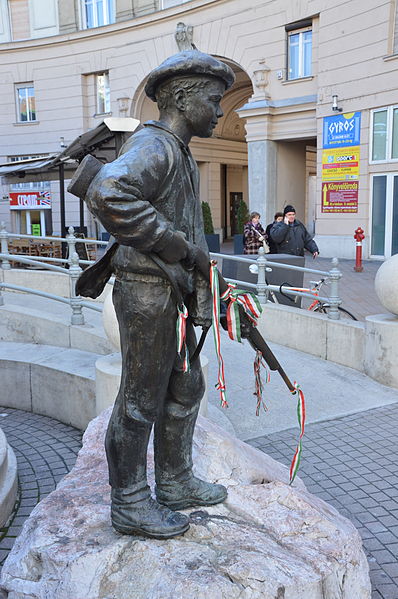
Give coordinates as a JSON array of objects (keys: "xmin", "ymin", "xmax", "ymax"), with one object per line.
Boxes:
[{"xmin": 0, "ymin": 0, "xmax": 397, "ymax": 258}]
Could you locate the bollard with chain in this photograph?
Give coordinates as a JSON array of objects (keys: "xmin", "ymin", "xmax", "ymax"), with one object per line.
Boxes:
[
  {"xmin": 68, "ymin": 251, "xmax": 84, "ymax": 325},
  {"xmin": 256, "ymin": 246, "xmax": 268, "ymax": 303},
  {"xmin": 327, "ymin": 257, "xmax": 342, "ymax": 320},
  {"xmin": 0, "ymin": 222, "xmax": 11, "ymax": 270}
]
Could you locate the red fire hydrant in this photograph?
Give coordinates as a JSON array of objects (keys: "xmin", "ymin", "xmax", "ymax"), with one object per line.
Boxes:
[{"xmin": 354, "ymin": 227, "xmax": 365, "ymax": 272}]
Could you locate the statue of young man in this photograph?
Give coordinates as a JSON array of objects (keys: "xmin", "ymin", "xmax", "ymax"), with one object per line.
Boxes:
[{"xmin": 83, "ymin": 51, "xmax": 235, "ymax": 538}]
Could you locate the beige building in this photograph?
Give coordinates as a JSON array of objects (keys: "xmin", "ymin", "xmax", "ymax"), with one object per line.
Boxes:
[{"xmin": 0, "ymin": 0, "xmax": 397, "ymax": 258}]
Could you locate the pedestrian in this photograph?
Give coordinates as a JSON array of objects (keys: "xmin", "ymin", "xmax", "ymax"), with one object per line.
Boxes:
[
  {"xmin": 265, "ymin": 211, "xmax": 283, "ymax": 254},
  {"xmin": 270, "ymin": 205, "xmax": 319, "ymax": 258},
  {"xmin": 243, "ymin": 211, "xmax": 266, "ymax": 254},
  {"xmin": 78, "ymin": 50, "xmax": 235, "ymax": 539}
]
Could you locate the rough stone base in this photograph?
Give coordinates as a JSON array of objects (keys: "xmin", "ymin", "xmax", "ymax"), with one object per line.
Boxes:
[{"xmin": 0, "ymin": 409, "xmax": 371, "ymax": 599}]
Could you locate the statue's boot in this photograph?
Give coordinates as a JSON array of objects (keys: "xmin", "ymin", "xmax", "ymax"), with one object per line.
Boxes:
[
  {"xmin": 154, "ymin": 406, "xmax": 227, "ymax": 511},
  {"xmin": 111, "ymin": 484, "xmax": 189, "ymax": 538},
  {"xmin": 106, "ymin": 413, "xmax": 189, "ymax": 538}
]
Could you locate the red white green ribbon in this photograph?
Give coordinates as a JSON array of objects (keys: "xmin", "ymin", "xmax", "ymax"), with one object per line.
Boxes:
[
  {"xmin": 289, "ymin": 382, "xmax": 306, "ymax": 485},
  {"xmin": 253, "ymin": 350, "xmax": 270, "ymax": 416},
  {"xmin": 210, "ymin": 263, "xmax": 227, "ymax": 407},
  {"xmin": 220, "ymin": 284, "xmax": 262, "ymax": 342},
  {"xmin": 176, "ymin": 303, "xmax": 190, "ymax": 373}
]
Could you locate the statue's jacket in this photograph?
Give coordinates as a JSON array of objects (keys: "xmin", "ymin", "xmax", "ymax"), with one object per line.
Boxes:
[{"xmin": 84, "ymin": 120, "xmax": 212, "ymax": 325}]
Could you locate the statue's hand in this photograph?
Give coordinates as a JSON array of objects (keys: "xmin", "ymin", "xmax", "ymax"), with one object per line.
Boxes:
[{"xmin": 157, "ymin": 231, "xmax": 189, "ymax": 264}]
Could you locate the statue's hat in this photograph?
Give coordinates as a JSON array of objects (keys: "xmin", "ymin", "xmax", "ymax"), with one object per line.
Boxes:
[{"xmin": 145, "ymin": 50, "xmax": 235, "ymax": 101}]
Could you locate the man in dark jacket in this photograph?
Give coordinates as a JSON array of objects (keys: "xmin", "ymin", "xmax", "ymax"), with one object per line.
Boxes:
[{"xmin": 270, "ymin": 205, "xmax": 319, "ymax": 258}]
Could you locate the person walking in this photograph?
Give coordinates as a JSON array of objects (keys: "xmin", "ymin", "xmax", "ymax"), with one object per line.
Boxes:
[
  {"xmin": 243, "ymin": 211, "xmax": 266, "ymax": 254},
  {"xmin": 270, "ymin": 205, "xmax": 319, "ymax": 258},
  {"xmin": 265, "ymin": 211, "xmax": 283, "ymax": 254}
]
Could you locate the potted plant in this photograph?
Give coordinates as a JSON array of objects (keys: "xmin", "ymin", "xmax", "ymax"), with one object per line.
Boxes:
[
  {"xmin": 201, "ymin": 201, "xmax": 220, "ymax": 252},
  {"xmin": 234, "ymin": 198, "xmax": 250, "ymax": 254}
]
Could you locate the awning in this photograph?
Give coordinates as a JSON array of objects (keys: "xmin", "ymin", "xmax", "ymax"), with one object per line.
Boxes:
[{"xmin": 0, "ymin": 117, "xmax": 140, "ymax": 179}]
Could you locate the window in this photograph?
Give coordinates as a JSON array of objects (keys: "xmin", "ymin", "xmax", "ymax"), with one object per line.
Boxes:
[
  {"xmin": 371, "ymin": 173, "xmax": 398, "ymax": 257},
  {"xmin": 287, "ymin": 26, "xmax": 312, "ymax": 80},
  {"xmin": 82, "ymin": 0, "xmax": 114, "ymax": 29},
  {"xmin": 96, "ymin": 72, "xmax": 111, "ymax": 114},
  {"xmin": 15, "ymin": 84, "xmax": 36, "ymax": 122},
  {"xmin": 371, "ymin": 106, "xmax": 398, "ymax": 162}
]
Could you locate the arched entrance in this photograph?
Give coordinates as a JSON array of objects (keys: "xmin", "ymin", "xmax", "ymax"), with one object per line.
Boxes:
[{"xmin": 131, "ymin": 58, "xmax": 253, "ymax": 242}]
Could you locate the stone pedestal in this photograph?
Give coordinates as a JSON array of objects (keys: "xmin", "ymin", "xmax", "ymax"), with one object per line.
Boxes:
[
  {"xmin": 0, "ymin": 409, "xmax": 370, "ymax": 599},
  {"xmin": 365, "ymin": 314, "xmax": 398, "ymax": 389}
]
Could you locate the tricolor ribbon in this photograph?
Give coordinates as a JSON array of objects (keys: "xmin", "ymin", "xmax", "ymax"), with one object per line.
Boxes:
[
  {"xmin": 210, "ymin": 263, "xmax": 227, "ymax": 407},
  {"xmin": 220, "ymin": 284, "xmax": 262, "ymax": 342},
  {"xmin": 253, "ymin": 350, "xmax": 270, "ymax": 416},
  {"xmin": 176, "ymin": 303, "xmax": 190, "ymax": 373},
  {"xmin": 289, "ymin": 382, "xmax": 306, "ymax": 485}
]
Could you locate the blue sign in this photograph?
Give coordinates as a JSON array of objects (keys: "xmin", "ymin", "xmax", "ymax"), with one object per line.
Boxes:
[{"xmin": 323, "ymin": 112, "xmax": 361, "ymax": 149}]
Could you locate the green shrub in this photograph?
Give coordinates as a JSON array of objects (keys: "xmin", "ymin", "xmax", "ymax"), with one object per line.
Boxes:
[
  {"xmin": 236, "ymin": 199, "xmax": 250, "ymax": 234},
  {"xmin": 201, "ymin": 201, "xmax": 214, "ymax": 235}
]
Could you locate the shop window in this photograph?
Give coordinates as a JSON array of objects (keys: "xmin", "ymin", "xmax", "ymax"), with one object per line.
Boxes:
[
  {"xmin": 8, "ymin": 156, "xmax": 49, "ymax": 191},
  {"xmin": 371, "ymin": 106, "xmax": 398, "ymax": 162},
  {"xmin": 81, "ymin": 0, "xmax": 114, "ymax": 29},
  {"xmin": 371, "ymin": 173, "xmax": 398, "ymax": 257},
  {"xmin": 15, "ymin": 84, "xmax": 36, "ymax": 122},
  {"xmin": 96, "ymin": 72, "xmax": 111, "ymax": 114},
  {"xmin": 287, "ymin": 25, "xmax": 312, "ymax": 80}
]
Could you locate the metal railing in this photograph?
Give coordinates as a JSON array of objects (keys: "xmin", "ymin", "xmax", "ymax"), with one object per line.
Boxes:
[
  {"xmin": 0, "ymin": 222, "xmax": 343, "ymax": 321},
  {"xmin": 0, "ymin": 223, "xmax": 105, "ymax": 325}
]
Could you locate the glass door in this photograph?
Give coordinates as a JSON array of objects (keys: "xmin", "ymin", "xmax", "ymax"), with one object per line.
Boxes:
[{"xmin": 371, "ymin": 174, "xmax": 398, "ymax": 258}]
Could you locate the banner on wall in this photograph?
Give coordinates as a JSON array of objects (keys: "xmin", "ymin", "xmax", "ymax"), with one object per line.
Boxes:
[
  {"xmin": 323, "ymin": 112, "xmax": 361, "ymax": 149},
  {"xmin": 321, "ymin": 146, "xmax": 360, "ymax": 181},
  {"xmin": 9, "ymin": 191, "xmax": 51, "ymax": 209},
  {"xmin": 321, "ymin": 181, "xmax": 358, "ymax": 213}
]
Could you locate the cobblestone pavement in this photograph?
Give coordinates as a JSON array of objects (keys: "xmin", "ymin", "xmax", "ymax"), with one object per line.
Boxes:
[
  {"xmin": 0, "ymin": 407, "xmax": 82, "ymax": 565},
  {"xmin": 248, "ymin": 403, "xmax": 398, "ymax": 599},
  {"xmin": 0, "ymin": 404, "xmax": 397, "ymax": 597}
]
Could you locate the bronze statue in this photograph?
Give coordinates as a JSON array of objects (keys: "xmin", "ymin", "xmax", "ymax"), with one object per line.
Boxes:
[{"xmin": 72, "ymin": 51, "xmax": 235, "ymax": 538}]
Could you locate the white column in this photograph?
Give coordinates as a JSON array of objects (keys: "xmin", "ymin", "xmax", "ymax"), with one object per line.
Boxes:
[
  {"xmin": 25, "ymin": 211, "xmax": 31, "ymax": 235},
  {"xmin": 40, "ymin": 211, "xmax": 46, "ymax": 236},
  {"xmin": 238, "ymin": 105, "xmax": 277, "ymax": 226}
]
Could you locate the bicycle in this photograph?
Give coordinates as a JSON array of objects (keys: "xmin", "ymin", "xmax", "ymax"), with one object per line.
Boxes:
[{"xmin": 277, "ymin": 278, "xmax": 357, "ymax": 320}]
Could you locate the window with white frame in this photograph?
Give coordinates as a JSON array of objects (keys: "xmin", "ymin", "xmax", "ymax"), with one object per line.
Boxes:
[
  {"xmin": 287, "ymin": 25, "xmax": 312, "ymax": 80},
  {"xmin": 96, "ymin": 72, "xmax": 111, "ymax": 114},
  {"xmin": 370, "ymin": 106, "xmax": 398, "ymax": 162},
  {"xmin": 160, "ymin": 0, "xmax": 190, "ymax": 8},
  {"xmin": 15, "ymin": 84, "xmax": 36, "ymax": 122},
  {"xmin": 82, "ymin": 0, "xmax": 114, "ymax": 29}
]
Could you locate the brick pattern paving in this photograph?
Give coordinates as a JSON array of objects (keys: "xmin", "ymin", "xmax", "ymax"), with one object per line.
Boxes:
[
  {"xmin": 0, "ymin": 407, "xmax": 82, "ymax": 565},
  {"xmin": 248, "ymin": 403, "xmax": 398, "ymax": 599}
]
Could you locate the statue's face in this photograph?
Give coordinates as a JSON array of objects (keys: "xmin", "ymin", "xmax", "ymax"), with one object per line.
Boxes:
[{"xmin": 184, "ymin": 78, "xmax": 225, "ymax": 138}]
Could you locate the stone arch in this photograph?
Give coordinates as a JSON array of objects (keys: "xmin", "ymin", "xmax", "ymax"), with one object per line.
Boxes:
[{"xmin": 129, "ymin": 55, "xmax": 253, "ymax": 241}]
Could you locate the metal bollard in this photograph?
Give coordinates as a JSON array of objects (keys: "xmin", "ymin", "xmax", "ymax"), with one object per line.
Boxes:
[
  {"xmin": 354, "ymin": 227, "xmax": 365, "ymax": 272},
  {"xmin": 0, "ymin": 222, "xmax": 11, "ymax": 270},
  {"xmin": 68, "ymin": 251, "xmax": 84, "ymax": 325},
  {"xmin": 327, "ymin": 257, "xmax": 342, "ymax": 320},
  {"xmin": 256, "ymin": 247, "xmax": 268, "ymax": 303},
  {"xmin": 66, "ymin": 226, "xmax": 77, "ymax": 262}
]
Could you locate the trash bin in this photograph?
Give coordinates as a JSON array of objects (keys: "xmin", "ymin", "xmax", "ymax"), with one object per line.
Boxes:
[{"xmin": 221, "ymin": 253, "xmax": 305, "ymax": 307}]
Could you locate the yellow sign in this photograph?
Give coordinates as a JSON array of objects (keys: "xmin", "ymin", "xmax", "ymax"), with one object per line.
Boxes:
[{"xmin": 322, "ymin": 146, "xmax": 360, "ymax": 181}]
